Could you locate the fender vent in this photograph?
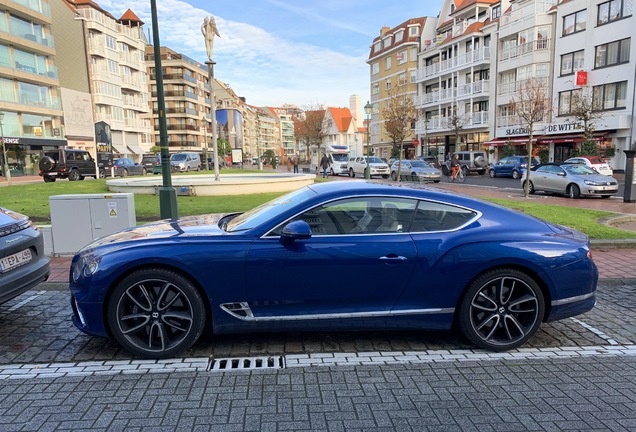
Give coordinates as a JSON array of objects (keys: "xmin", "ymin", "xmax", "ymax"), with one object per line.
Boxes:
[{"xmin": 207, "ymin": 356, "xmax": 285, "ymax": 371}]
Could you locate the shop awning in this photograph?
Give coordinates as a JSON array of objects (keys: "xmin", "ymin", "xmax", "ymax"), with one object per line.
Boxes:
[
  {"xmin": 126, "ymin": 143, "xmax": 146, "ymax": 155},
  {"xmin": 538, "ymin": 132, "xmax": 609, "ymax": 144},
  {"xmin": 111, "ymin": 142, "xmax": 128, "ymax": 154},
  {"xmin": 484, "ymin": 136, "xmax": 544, "ymax": 146}
]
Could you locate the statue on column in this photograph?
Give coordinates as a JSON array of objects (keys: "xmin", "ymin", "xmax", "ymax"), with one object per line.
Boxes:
[{"xmin": 201, "ymin": 16, "xmax": 221, "ymax": 62}]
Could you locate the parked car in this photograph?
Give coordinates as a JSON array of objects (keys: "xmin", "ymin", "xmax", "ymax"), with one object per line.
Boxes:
[
  {"xmin": 170, "ymin": 152, "xmax": 201, "ymax": 172},
  {"xmin": 521, "ymin": 162, "xmax": 618, "ymax": 199},
  {"xmin": 68, "ymin": 182, "xmax": 597, "ymax": 358},
  {"xmin": 390, "ymin": 160, "xmax": 442, "ymax": 182},
  {"xmin": 0, "ymin": 207, "xmax": 50, "ymax": 305},
  {"xmin": 488, "ymin": 156, "xmax": 539, "ymax": 179},
  {"xmin": 103, "ymin": 158, "xmax": 147, "ymax": 177},
  {"xmin": 38, "ymin": 149, "xmax": 98, "ymax": 182},
  {"xmin": 347, "ymin": 156, "xmax": 390, "ymax": 178},
  {"xmin": 564, "ymin": 156, "xmax": 613, "ymax": 176},
  {"xmin": 417, "ymin": 155, "xmax": 441, "ymax": 169},
  {"xmin": 441, "ymin": 151, "xmax": 488, "ymax": 176},
  {"xmin": 141, "ymin": 154, "xmax": 158, "ymax": 172}
]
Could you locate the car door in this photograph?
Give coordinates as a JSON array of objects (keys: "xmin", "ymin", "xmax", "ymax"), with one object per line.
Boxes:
[
  {"xmin": 244, "ymin": 196, "xmax": 418, "ymax": 320},
  {"xmin": 494, "ymin": 157, "xmax": 508, "ymax": 176}
]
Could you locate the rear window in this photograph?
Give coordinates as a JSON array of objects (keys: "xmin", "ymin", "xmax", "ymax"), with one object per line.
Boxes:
[
  {"xmin": 44, "ymin": 151, "xmax": 59, "ymax": 161},
  {"xmin": 587, "ymin": 157, "xmax": 604, "ymax": 164}
]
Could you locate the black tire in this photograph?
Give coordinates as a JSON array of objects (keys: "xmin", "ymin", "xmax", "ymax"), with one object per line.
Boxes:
[
  {"xmin": 121, "ymin": 169, "xmax": 128, "ymax": 178},
  {"xmin": 523, "ymin": 180, "xmax": 535, "ymax": 194},
  {"xmin": 382, "ymin": 174, "xmax": 389, "ymax": 179},
  {"xmin": 458, "ymin": 268, "xmax": 544, "ymax": 351},
  {"xmin": 78, "ymin": 175, "xmax": 85, "ymax": 181},
  {"xmin": 441, "ymin": 165, "xmax": 450, "ymax": 176},
  {"xmin": 461, "ymin": 166, "xmax": 469, "ymax": 177},
  {"xmin": 601, "ymin": 195, "xmax": 611, "ymax": 199},
  {"xmin": 39, "ymin": 156, "xmax": 56, "ymax": 172},
  {"xmin": 349, "ymin": 168, "xmax": 355, "ymax": 178},
  {"xmin": 568, "ymin": 184, "xmax": 580, "ymax": 199},
  {"xmin": 99, "ymin": 170, "xmax": 106, "ymax": 179},
  {"xmin": 330, "ymin": 168, "xmax": 335, "ymax": 176},
  {"xmin": 391, "ymin": 171, "xmax": 397, "ymax": 181},
  {"xmin": 107, "ymin": 268, "xmax": 206, "ymax": 359},
  {"xmin": 43, "ymin": 175, "xmax": 55, "ymax": 183},
  {"xmin": 141, "ymin": 168, "xmax": 147, "ymax": 176},
  {"xmin": 68, "ymin": 169, "xmax": 80, "ymax": 181},
  {"xmin": 512, "ymin": 170, "xmax": 520, "ymax": 180},
  {"xmin": 489, "ymin": 169, "xmax": 496, "ymax": 178}
]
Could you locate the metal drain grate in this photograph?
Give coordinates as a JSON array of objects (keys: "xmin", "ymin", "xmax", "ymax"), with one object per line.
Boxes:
[{"xmin": 207, "ymin": 356, "xmax": 285, "ymax": 371}]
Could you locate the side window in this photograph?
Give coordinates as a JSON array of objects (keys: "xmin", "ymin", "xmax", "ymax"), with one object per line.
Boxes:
[
  {"xmin": 269, "ymin": 197, "xmax": 417, "ymax": 236},
  {"xmin": 410, "ymin": 200, "xmax": 478, "ymax": 232},
  {"xmin": 66, "ymin": 152, "xmax": 75, "ymax": 161}
]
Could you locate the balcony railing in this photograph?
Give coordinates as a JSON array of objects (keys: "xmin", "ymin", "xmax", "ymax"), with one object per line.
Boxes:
[
  {"xmin": 415, "ymin": 111, "xmax": 489, "ymax": 134},
  {"xmin": 496, "ymin": 77, "xmax": 549, "ymax": 96},
  {"xmin": 499, "ymin": 39, "xmax": 550, "ymax": 62},
  {"xmin": 499, "ymin": 1, "xmax": 557, "ymax": 27},
  {"xmin": 457, "ymin": 80, "xmax": 489, "ymax": 98},
  {"xmin": 418, "ymin": 47, "xmax": 490, "ymax": 81}
]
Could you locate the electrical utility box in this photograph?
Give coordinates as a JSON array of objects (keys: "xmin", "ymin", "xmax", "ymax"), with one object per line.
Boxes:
[{"xmin": 49, "ymin": 193, "xmax": 136, "ymax": 255}]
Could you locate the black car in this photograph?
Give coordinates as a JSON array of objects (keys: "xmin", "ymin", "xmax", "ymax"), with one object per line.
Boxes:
[
  {"xmin": 103, "ymin": 158, "xmax": 147, "ymax": 177},
  {"xmin": 0, "ymin": 207, "xmax": 50, "ymax": 305},
  {"xmin": 39, "ymin": 149, "xmax": 98, "ymax": 182}
]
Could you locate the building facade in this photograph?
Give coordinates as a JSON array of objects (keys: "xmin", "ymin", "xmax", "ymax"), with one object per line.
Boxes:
[{"xmin": 0, "ymin": 0, "xmax": 66, "ymax": 177}]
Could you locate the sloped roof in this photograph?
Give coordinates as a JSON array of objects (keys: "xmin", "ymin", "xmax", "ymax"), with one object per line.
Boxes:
[
  {"xmin": 454, "ymin": 0, "xmax": 499, "ymax": 14},
  {"xmin": 68, "ymin": 0, "xmax": 116, "ymax": 20},
  {"xmin": 119, "ymin": 8, "xmax": 144, "ymax": 25},
  {"xmin": 328, "ymin": 107, "xmax": 353, "ymax": 133},
  {"xmin": 369, "ymin": 17, "xmax": 427, "ymax": 60}
]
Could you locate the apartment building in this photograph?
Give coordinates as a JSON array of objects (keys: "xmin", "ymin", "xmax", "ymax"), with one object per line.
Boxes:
[
  {"xmin": 0, "ymin": 0, "xmax": 65, "ymax": 177},
  {"xmin": 551, "ymin": 0, "xmax": 634, "ymax": 170},
  {"xmin": 266, "ymin": 107, "xmax": 296, "ymax": 158},
  {"xmin": 367, "ymin": 18, "xmax": 430, "ymax": 159},
  {"xmin": 145, "ymin": 46, "xmax": 210, "ymax": 153},
  {"xmin": 416, "ymin": 0, "xmax": 499, "ymax": 161},
  {"xmin": 71, "ymin": 0, "xmax": 151, "ymax": 157}
]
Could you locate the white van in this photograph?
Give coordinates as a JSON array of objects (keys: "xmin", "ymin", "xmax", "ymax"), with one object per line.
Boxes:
[{"xmin": 170, "ymin": 152, "xmax": 201, "ymax": 172}]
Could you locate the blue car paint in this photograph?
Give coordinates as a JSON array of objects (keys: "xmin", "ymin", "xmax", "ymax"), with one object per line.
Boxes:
[{"xmin": 69, "ymin": 181, "xmax": 597, "ymax": 344}]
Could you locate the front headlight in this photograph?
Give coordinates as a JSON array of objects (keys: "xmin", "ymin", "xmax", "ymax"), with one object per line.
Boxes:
[
  {"xmin": 584, "ymin": 180, "xmax": 603, "ymax": 186},
  {"xmin": 72, "ymin": 256, "xmax": 100, "ymax": 282}
]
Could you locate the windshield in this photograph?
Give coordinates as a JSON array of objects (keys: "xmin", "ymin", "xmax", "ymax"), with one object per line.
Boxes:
[
  {"xmin": 225, "ymin": 187, "xmax": 317, "ymax": 232},
  {"xmin": 332, "ymin": 154, "xmax": 348, "ymax": 162},
  {"xmin": 410, "ymin": 161, "xmax": 428, "ymax": 168},
  {"xmin": 171, "ymin": 154, "xmax": 186, "ymax": 162},
  {"xmin": 368, "ymin": 157, "xmax": 383, "ymax": 164},
  {"xmin": 563, "ymin": 164, "xmax": 597, "ymax": 175}
]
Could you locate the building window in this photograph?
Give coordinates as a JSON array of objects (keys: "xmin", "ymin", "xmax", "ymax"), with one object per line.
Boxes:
[
  {"xmin": 383, "ymin": 36, "xmax": 392, "ymax": 49},
  {"xmin": 592, "ymin": 81, "xmax": 627, "ymax": 110},
  {"xmin": 385, "ymin": 79, "xmax": 391, "ymax": 90},
  {"xmin": 595, "ymin": 38, "xmax": 630, "ymax": 68},
  {"xmin": 398, "ymin": 73, "xmax": 407, "ymax": 86},
  {"xmin": 598, "ymin": 0, "xmax": 631, "ymax": 25},
  {"xmin": 374, "ymin": 42, "xmax": 381, "ymax": 53},
  {"xmin": 371, "ymin": 62, "xmax": 379, "ymax": 74},
  {"xmin": 491, "ymin": 5, "xmax": 501, "ymax": 20},
  {"xmin": 372, "ymin": 83, "xmax": 379, "ymax": 94},
  {"xmin": 410, "ymin": 71, "xmax": 417, "ymax": 83},
  {"xmin": 558, "ymin": 89, "xmax": 581, "ymax": 115},
  {"xmin": 563, "ymin": 10, "xmax": 587, "ymax": 35},
  {"xmin": 397, "ymin": 50, "xmax": 407, "ymax": 64},
  {"xmin": 409, "ymin": 26, "xmax": 419, "ymax": 37},
  {"xmin": 395, "ymin": 30, "xmax": 404, "ymax": 42},
  {"xmin": 561, "ymin": 50, "xmax": 585, "ymax": 76},
  {"xmin": 386, "ymin": 57, "xmax": 392, "ymax": 69}
]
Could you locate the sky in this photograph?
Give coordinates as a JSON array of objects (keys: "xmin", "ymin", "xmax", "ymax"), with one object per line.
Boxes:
[{"xmin": 98, "ymin": 0, "xmax": 440, "ymax": 108}]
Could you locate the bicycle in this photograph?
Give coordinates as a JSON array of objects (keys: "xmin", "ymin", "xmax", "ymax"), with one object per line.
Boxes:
[{"xmin": 443, "ymin": 162, "xmax": 465, "ymax": 183}]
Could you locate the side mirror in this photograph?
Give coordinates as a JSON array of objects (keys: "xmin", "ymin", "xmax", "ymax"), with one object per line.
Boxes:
[{"xmin": 280, "ymin": 220, "xmax": 312, "ymax": 243}]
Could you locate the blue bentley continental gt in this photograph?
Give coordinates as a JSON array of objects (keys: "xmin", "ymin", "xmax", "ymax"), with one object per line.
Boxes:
[{"xmin": 69, "ymin": 181, "xmax": 598, "ymax": 358}]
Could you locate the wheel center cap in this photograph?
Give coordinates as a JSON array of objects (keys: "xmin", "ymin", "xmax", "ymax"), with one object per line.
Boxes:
[
  {"xmin": 152, "ymin": 312, "xmax": 159, "ymax": 319},
  {"xmin": 499, "ymin": 307, "xmax": 505, "ymax": 314}
]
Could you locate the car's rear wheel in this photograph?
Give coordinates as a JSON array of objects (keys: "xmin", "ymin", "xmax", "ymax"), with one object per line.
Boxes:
[
  {"xmin": 107, "ymin": 268, "xmax": 206, "ymax": 359},
  {"xmin": 601, "ymin": 195, "xmax": 611, "ymax": 199},
  {"xmin": 458, "ymin": 268, "xmax": 544, "ymax": 351},
  {"xmin": 391, "ymin": 171, "xmax": 397, "ymax": 181},
  {"xmin": 68, "ymin": 169, "xmax": 80, "ymax": 181},
  {"xmin": 523, "ymin": 180, "xmax": 535, "ymax": 194},
  {"xmin": 349, "ymin": 168, "xmax": 355, "ymax": 178},
  {"xmin": 489, "ymin": 169, "xmax": 496, "ymax": 178},
  {"xmin": 461, "ymin": 166, "xmax": 469, "ymax": 177},
  {"xmin": 141, "ymin": 168, "xmax": 147, "ymax": 176},
  {"xmin": 567, "ymin": 184, "xmax": 580, "ymax": 199},
  {"xmin": 43, "ymin": 175, "xmax": 55, "ymax": 183},
  {"xmin": 120, "ymin": 169, "xmax": 128, "ymax": 178},
  {"xmin": 512, "ymin": 170, "xmax": 520, "ymax": 180},
  {"xmin": 330, "ymin": 168, "xmax": 335, "ymax": 176}
]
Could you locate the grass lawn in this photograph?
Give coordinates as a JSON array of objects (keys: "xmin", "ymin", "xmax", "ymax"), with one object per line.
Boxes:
[{"xmin": 1, "ymin": 174, "xmax": 634, "ymax": 240}]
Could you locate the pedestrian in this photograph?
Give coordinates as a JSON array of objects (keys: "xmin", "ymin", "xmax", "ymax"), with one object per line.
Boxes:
[
  {"xmin": 320, "ymin": 154, "xmax": 329, "ymax": 178},
  {"xmin": 286, "ymin": 156, "xmax": 292, "ymax": 172},
  {"xmin": 293, "ymin": 156, "xmax": 299, "ymax": 173}
]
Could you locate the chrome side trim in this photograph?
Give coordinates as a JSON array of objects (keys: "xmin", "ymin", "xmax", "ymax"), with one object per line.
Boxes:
[
  {"xmin": 220, "ymin": 304, "xmax": 455, "ymax": 322},
  {"xmin": 551, "ymin": 292, "xmax": 595, "ymax": 306}
]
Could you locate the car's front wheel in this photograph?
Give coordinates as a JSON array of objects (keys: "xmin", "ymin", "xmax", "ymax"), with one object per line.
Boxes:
[
  {"xmin": 391, "ymin": 171, "xmax": 397, "ymax": 181},
  {"xmin": 458, "ymin": 268, "xmax": 544, "ymax": 351},
  {"xmin": 107, "ymin": 268, "xmax": 206, "ymax": 359},
  {"xmin": 523, "ymin": 180, "xmax": 535, "ymax": 194},
  {"xmin": 489, "ymin": 169, "xmax": 496, "ymax": 178},
  {"xmin": 382, "ymin": 174, "xmax": 389, "ymax": 179},
  {"xmin": 512, "ymin": 170, "xmax": 521, "ymax": 180},
  {"xmin": 568, "ymin": 184, "xmax": 580, "ymax": 199},
  {"xmin": 349, "ymin": 168, "xmax": 355, "ymax": 178},
  {"xmin": 141, "ymin": 168, "xmax": 147, "ymax": 176},
  {"xmin": 68, "ymin": 169, "xmax": 80, "ymax": 181}
]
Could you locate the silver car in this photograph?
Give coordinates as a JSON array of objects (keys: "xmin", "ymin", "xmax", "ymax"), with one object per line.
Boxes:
[
  {"xmin": 390, "ymin": 160, "xmax": 442, "ymax": 182},
  {"xmin": 521, "ymin": 163, "xmax": 618, "ymax": 199}
]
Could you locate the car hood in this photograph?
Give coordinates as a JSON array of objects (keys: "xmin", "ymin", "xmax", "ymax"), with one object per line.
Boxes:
[
  {"xmin": 0, "ymin": 207, "xmax": 29, "ymax": 229},
  {"xmin": 81, "ymin": 214, "xmax": 228, "ymax": 251}
]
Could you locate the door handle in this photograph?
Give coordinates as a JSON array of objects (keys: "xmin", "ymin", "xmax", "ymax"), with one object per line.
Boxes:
[{"xmin": 379, "ymin": 255, "xmax": 408, "ymax": 263}]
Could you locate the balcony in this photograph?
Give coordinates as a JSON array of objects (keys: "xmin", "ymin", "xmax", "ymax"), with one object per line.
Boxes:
[
  {"xmin": 499, "ymin": 1, "xmax": 557, "ymax": 28},
  {"xmin": 499, "ymin": 39, "xmax": 550, "ymax": 62},
  {"xmin": 457, "ymin": 80, "xmax": 490, "ymax": 99},
  {"xmin": 415, "ymin": 111, "xmax": 489, "ymax": 134},
  {"xmin": 497, "ymin": 77, "xmax": 549, "ymax": 97},
  {"xmin": 418, "ymin": 47, "xmax": 490, "ymax": 81}
]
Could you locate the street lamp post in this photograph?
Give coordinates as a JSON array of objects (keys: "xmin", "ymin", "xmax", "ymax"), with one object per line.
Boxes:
[
  {"xmin": 364, "ymin": 101, "xmax": 373, "ymax": 180},
  {"xmin": 0, "ymin": 112, "xmax": 11, "ymax": 186}
]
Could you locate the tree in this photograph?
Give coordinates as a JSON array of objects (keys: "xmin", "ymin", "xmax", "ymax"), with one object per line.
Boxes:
[
  {"xmin": 566, "ymin": 87, "xmax": 605, "ymax": 157},
  {"xmin": 294, "ymin": 106, "xmax": 332, "ymax": 169},
  {"xmin": 381, "ymin": 87, "xmax": 416, "ymax": 180},
  {"xmin": 510, "ymin": 77, "xmax": 551, "ymax": 197},
  {"xmin": 445, "ymin": 102, "xmax": 467, "ymax": 152}
]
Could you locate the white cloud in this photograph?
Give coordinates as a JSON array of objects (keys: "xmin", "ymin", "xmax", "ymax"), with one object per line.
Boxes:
[{"xmin": 97, "ymin": 0, "xmax": 368, "ymax": 107}]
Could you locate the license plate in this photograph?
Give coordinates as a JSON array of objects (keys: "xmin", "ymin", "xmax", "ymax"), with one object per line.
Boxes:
[{"xmin": 0, "ymin": 248, "xmax": 32, "ymax": 273}]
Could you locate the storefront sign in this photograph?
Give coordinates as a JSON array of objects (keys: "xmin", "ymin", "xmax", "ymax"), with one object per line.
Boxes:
[
  {"xmin": 505, "ymin": 127, "xmax": 530, "ymax": 136},
  {"xmin": 576, "ymin": 71, "xmax": 588, "ymax": 86},
  {"xmin": 546, "ymin": 122, "xmax": 579, "ymax": 134}
]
